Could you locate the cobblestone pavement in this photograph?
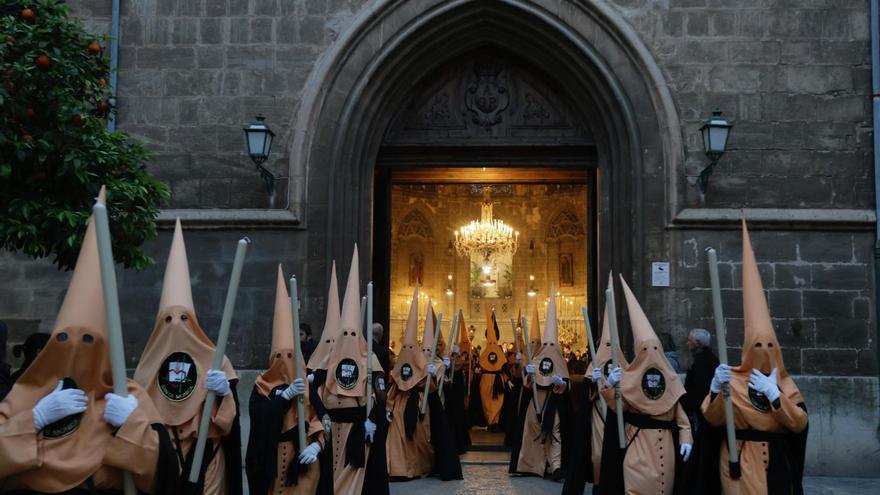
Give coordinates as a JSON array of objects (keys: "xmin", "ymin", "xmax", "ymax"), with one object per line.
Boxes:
[{"xmin": 386, "ymin": 464, "xmax": 880, "ymax": 495}]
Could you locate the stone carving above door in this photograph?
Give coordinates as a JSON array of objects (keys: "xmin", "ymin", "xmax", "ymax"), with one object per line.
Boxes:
[{"xmin": 383, "ymin": 51, "xmax": 593, "ymax": 146}]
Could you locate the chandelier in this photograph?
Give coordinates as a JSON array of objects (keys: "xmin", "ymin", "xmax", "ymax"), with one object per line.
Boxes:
[{"xmin": 454, "ymin": 186, "xmax": 519, "ymax": 281}]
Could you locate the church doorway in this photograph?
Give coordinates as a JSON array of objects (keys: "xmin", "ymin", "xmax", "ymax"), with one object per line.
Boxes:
[{"xmin": 373, "ymin": 165, "xmax": 596, "ymax": 452}]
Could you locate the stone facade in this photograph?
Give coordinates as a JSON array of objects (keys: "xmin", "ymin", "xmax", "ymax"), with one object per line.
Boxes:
[{"xmin": 1, "ymin": 0, "xmax": 874, "ymax": 381}]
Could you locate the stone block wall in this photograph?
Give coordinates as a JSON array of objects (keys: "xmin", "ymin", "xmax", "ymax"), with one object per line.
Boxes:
[{"xmin": 0, "ymin": 1, "xmax": 873, "ymax": 376}]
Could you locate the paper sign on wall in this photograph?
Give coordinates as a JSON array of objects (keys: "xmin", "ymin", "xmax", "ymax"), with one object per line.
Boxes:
[{"xmin": 652, "ymin": 262, "xmax": 670, "ymax": 287}]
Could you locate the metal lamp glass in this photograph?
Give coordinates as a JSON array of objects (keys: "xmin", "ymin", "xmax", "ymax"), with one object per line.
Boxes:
[
  {"xmin": 698, "ymin": 110, "xmax": 733, "ymax": 193},
  {"xmin": 243, "ymin": 115, "xmax": 277, "ymax": 206}
]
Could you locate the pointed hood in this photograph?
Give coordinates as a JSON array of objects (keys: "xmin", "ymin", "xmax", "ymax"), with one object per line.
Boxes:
[
  {"xmin": 457, "ymin": 310, "xmax": 472, "ymax": 367},
  {"xmin": 134, "ymin": 219, "xmax": 236, "ymax": 426},
  {"xmin": 307, "ymin": 261, "xmax": 339, "ymax": 371},
  {"xmin": 324, "ymin": 246, "xmax": 368, "ymax": 397},
  {"xmin": 740, "ymin": 220, "xmax": 786, "ymax": 377},
  {"xmin": 731, "ymin": 221, "xmax": 803, "ymax": 426},
  {"xmin": 514, "ymin": 309, "xmax": 526, "ymax": 356},
  {"xmin": 422, "ymin": 301, "xmax": 436, "ymax": 355},
  {"xmin": 594, "ymin": 272, "xmax": 628, "ymax": 372},
  {"xmin": 1, "ymin": 188, "xmax": 163, "ymax": 492},
  {"xmin": 157, "ymin": 219, "xmax": 196, "ymax": 321},
  {"xmin": 618, "ymin": 276, "xmax": 684, "ymax": 414},
  {"xmin": 390, "ymin": 287, "xmax": 428, "ymax": 391},
  {"xmin": 532, "ymin": 287, "xmax": 569, "ymax": 386},
  {"xmin": 255, "ymin": 266, "xmax": 300, "ymax": 397},
  {"xmin": 478, "ymin": 309, "xmax": 504, "ymax": 372}
]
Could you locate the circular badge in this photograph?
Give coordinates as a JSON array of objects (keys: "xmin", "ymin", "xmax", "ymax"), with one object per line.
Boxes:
[
  {"xmin": 158, "ymin": 352, "xmax": 198, "ymax": 402},
  {"xmin": 401, "ymin": 363, "xmax": 413, "ymax": 381},
  {"xmin": 335, "ymin": 358, "xmax": 360, "ymax": 390},
  {"xmin": 539, "ymin": 357, "xmax": 554, "ymax": 376},
  {"xmin": 641, "ymin": 367, "xmax": 666, "ymax": 400},
  {"xmin": 748, "ymin": 386, "xmax": 772, "ymax": 413},
  {"xmin": 488, "ymin": 352, "xmax": 498, "ymax": 364},
  {"xmin": 43, "ymin": 377, "xmax": 83, "ymax": 439}
]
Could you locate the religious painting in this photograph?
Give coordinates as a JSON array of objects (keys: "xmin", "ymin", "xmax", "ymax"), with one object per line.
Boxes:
[
  {"xmin": 559, "ymin": 252, "xmax": 574, "ymax": 287},
  {"xmin": 409, "ymin": 252, "xmax": 424, "ymax": 286},
  {"xmin": 469, "ymin": 252, "xmax": 513, "ymax": 298}
]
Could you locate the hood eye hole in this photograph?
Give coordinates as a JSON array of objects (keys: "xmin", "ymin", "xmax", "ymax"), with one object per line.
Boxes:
[
  {"xmin": 767, "ymin": 343, "xmax": 774, "ymax": 348},
  {"xmin": 180, "ymin": 314, "xmax": 188, "ymax": 321},
  {"xmin": 56, "ymin": 332, "xmax": 68, "ymax": 342},
  {"xmin": 165, "ymin": 315, "xmax": 172, "ymax": 323},
  {"xmin": 82, "ymin": 334, "xmax": 94, "ymax": 344},
  {"xmin": 287, "ymin": 352, "xmax": 293, "ymax": 358},
  {"xmin": 653, "ymin": 346, "xmax": 658, "ymax": 350},
  {"xmin": 275, "ymin": 353, "xmax": 281, "ymax": 358},
  {"xmin": 755, "ymin": 343, "xmax": 763, "ymax": 348},
  {"xmin": 325, "ymin": 339, "xmax": 330, "ymax": 343}
]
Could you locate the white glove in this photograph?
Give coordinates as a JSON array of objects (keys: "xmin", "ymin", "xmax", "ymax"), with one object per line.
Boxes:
[
  {"xmin": 680, "ymin": 443, "xmax": 693, "ymax": 462},
  {"xmin": 591, "ymin": 367, "xmax": 602, "ymax": 382},
  {"xmin": 710, "ymin": 364, "xmax": 732, "ymax": 394},
  {"xmin": 33, "ymin": 381, "xmax": 87, "ymax": 431},
  {"xmin": 551, "ymin": 375, "xmax": 565, "ymax": 386},
  {"xmin": 749, "ymin": 368, "xmax": 780, "ymax": 402},
  {"xmin": 364, "ymin": 419, "xmax": 377, "ymax": 442},
  {"xmin": 428, "ymin": 364, "xmax": 436, "ymax": 376},
  {"xmin": 307, "ymin": 373, "xmax": 315, "ymax": 383},
  {"xmin": 322, "ymin": 417, "xmax": 332, "ymax": 431},
  {"xmin": 386, "ymin": 411, "xmax": 393, "ymax": 423},
  {"xmin": 282, "ymin": 378, "xmax": 305, "ymax": 400},
  {"xmin": 298, "ymin": 441, "xmax": 321, "ymax": 465},
  {"xmin": 606, "ymin": 366, "xmax": 622, "ymax": 387},
  {"xmin": 507, "ymin": 381, "xmax": 515, "ymax": 389},
  {"xmin": 516, "ymin": 352, "xmax": 522, "ymax": 363},
  {"xmin": 525, "ymin": 363, "xmax": 536, "ymax": 375},
  {"xmin": 103, "ymin": 393, "xmax": 138, "ymax": 428},
  {"xmin": 442, "ymin": 357, "xmax": 451, "ymax": 368},
  {"xmin": 205, "ymin": 369, "xmax": 231, "ymax": 396}
]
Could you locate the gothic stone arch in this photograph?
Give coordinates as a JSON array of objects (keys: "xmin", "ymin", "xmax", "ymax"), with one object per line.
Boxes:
[{"xmin": 288, "ymin": 0, "xmax": 683, "ymax": 323}]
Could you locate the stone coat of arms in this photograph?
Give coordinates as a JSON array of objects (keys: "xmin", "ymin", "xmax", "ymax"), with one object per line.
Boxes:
[{"xmin": 465, "ymin": 62, "xmax": 510, "ymax": 128}]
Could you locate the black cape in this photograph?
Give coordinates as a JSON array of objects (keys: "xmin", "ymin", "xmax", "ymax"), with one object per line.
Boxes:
[
  {"xmin": 507, "ymin": 384, "xmax": 573, "ymax": 476},
  {"xmin": 561, "ymin": 378, "xmax": 599, "ymax": 494},
  {"xmin": 686, "ymin": 398, "xmax": 809, "ymax": 495},
  {"xmin": 444, "ymin": 368, "xmax": 471, "ymax": 454},
  {"xmin": 428, "ymin": 390, "xmax": 464, "ymax": 480},
  {"xmin": 501, "ymin": 364, "xmax": 523, "ymax": 446},
  {"xmin": 179, "ymin": 382, "xmax": 242, "ymax": 495},
  {"xmin": 468, "ymin": 372, "xmax": 486, "ymax": 428}
]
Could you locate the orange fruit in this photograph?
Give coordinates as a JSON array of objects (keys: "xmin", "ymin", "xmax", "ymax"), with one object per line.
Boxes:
[
  {"xmin": 22, "ymin": 134, "xmax": 33, "ymax": 142},
  {"xmin": 20, "ymin": 9, "xmax": 35, "ymax": 22},
  {"xmin": 87, "ymin": 42, "xmax": 101, "ymax": 55},
  {"xmin": 36, "ymin": 54, "xmax": 50, "ymax": 68}
]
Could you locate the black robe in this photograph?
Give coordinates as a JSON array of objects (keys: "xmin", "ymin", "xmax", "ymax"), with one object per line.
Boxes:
[
  {"xmin": 561, "ymin": 378, "xmax": 597, "ymax": 494},
  {"xmin": 501, "ymin": 364, "xmax": 523, "ymax": 445},
  {"xmin": 428, "ymin": 391, "xmax": 464, "ymax": 480},
  {"xmin": 468, "ymin": 372, "xmax": 486, "ymax": 428},
  {"xmin": 685, "ymin": 401, "xmax": 809, "ymax": 495},
  {"xmin": 444, "ymin": 368, "xmax": 471, "ymax": 454}
]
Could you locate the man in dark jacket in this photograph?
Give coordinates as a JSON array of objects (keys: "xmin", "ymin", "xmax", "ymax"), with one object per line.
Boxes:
[{"xmin": 683, "ymin": 328, "xmax": 719, "ymax": 432}]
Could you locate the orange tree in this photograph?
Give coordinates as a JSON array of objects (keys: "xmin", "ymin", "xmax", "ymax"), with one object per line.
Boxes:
[{"xmin": 0, "ymin": 1, "xmax": 167, "ymax": 270}]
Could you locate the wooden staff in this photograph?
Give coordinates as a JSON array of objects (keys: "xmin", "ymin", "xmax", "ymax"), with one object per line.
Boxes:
[
  {"xmin": 581, "ymin": 305, "xmax": 607, "ymax": 412},
  {"xmin": 707, "ymin": 248, "xmax": 740, "ymax": 477},
  {"xmin": 520, "ymin": 315, "xmax": 540, "ymax": 417},
  {"xmin": 438, "ymin": 311, "xmax": 459, "ymax": 401},
  {"xmin": 450, "ymin": 309, "xmax": 463, "ymax": 387},
  {"xmin": 290, "ymin": 276, "xmax": 307, "ymax": 452},
  {"xmin": 360, "ymin": 296, "xmax": 367, "ymax": 332},
  {"xmin": 188, "ymin": 237, "xmax": 249, "ymax": 483},
  {"xmin": 366, "ymin": 282, "xmax": 373, "ymax": 416},
  {"xmin": 606, "ymin": 288, "xmax": 626, "ymax": 450},
  {"xmin": 421, "ymin": 312, "xmax": 442, "ymax": 415},
  {"xmin": 509, "ymin": 318, "xmax": 520, "ymax": 359},
  {"xmin": 93, "ymin": 202, "xmax": 136, "ymax": 495}
]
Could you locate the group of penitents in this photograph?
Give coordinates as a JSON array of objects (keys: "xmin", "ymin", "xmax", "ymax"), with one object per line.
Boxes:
[{"xmin": 0, "ymin": 186, "xmax": 807, "ymax": 495}]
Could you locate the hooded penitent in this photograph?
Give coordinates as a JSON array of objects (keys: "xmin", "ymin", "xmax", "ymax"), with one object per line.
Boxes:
[
  {"xmin": 531, "ymin": 289, "xmax": 570, "ymax": 388},
  {"xmin": 307, "ymin": 261, "xmax": 339, "ymax": 372},
  {"xmin": 478, "ymin": 310, "xmax": 504, "ymax": 373},
  {"xmin": 618, "ymin": 275, "xmax": 685, "ymax": 414},
  {"xmin": 324, "ymin": 246, "xmax": 368, "ymax": 399},
  {"xmin": 134, "ymin": 219, "xmax": 237, "ymax": 425},
  {"xmin": 0, "ymin": 188, "xmax": 165, "ymax": 493},
  {"xmin": 390, "ymin": 287, "xmax": 428, "ymax": 392},
  {"xmin": 457, "ymin": 311, "xmax": 471, "ymax": 368},
  {"xmin": 255, "ymin": 266, "xmax": 303, "ymax": 425},
  {"xmin": 732, "ymin": 221, "xmax": 803, "ymax": 426}
]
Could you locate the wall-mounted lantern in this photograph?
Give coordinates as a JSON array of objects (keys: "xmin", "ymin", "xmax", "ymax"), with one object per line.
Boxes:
[{"xmin": 698, "ymin": 110, "xmax": 734, "ymax": 193}]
